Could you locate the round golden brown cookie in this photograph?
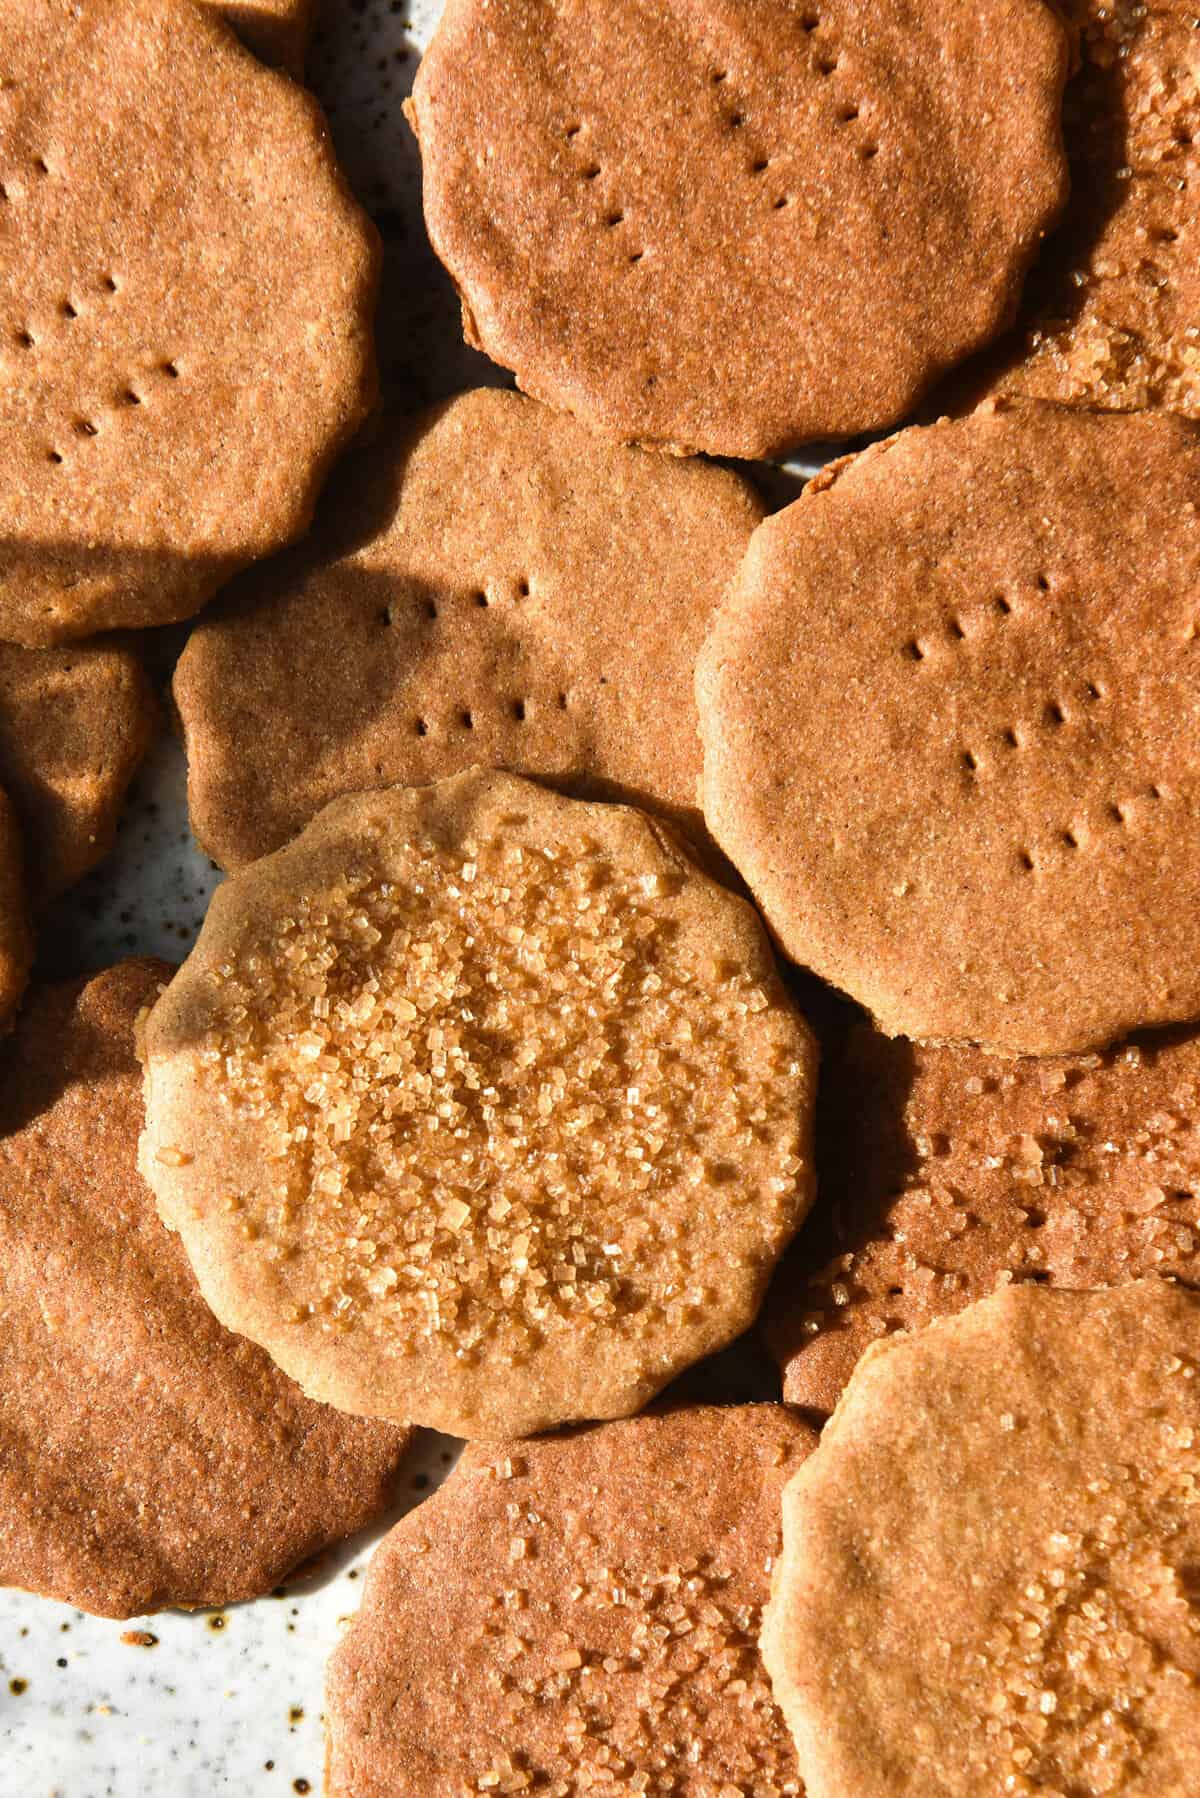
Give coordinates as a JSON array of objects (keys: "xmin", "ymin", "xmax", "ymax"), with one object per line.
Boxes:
[
  {"xmin": 139, "ymin": 770, "xmax": 817, "ymax": 1438},
  {"xmin": 0, "ymin": 639, "xmax": 156, "ymax": 900},
  {"xmin": 698, "ymin": 401, "xmax": 1200, "ymax": 1057},
  {"xmin": 766, "ymin": 1021, "xmax": 1200, "ymax": 1415},
  {"xmin": 174, "ymin": 388, "xmax": 763, "ymax": 870},
  {"xmin": 208, "ymin": 0, "xmax": 313, "ymax": 74},
  {"xmin": 0, "ymin": 960, "xmax": 412, "ymax": 1619},
  {"xmin": 959, "ymin": 0, "xmax": 1200, "ymax": 418},
  {"xmin": 0, "ymin": 0, "xmax": 377, "ymax": 647},
  {"xmin": 406, "ymin": 0, "xmax": 1068, "ymax": 459},
  {"xmin": 762, "ymin": 1281, "xmax": 1200, "ymax": 1798},
  {"xmin": 326, "ymin": 1404, "xmax": 813, "ymax": 1797}
]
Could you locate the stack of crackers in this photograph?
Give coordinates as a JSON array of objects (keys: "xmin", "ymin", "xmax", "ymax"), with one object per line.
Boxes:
[{"xmin": 2, "ymin": 0, "xmax": 1199, "ymax": 1791}]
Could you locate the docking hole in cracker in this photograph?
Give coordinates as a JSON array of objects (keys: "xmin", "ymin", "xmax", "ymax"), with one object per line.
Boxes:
[
  {"xmin": 138, "ymin": 770, "xmax": 817, "ymax": 1439},
  {"xmin": 763, "ymin": 1281, "xmax": 1200, "ymax": 1798}
]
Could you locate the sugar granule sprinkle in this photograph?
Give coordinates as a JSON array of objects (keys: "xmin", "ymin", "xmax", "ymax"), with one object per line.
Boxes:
[{"xmin": 190, "ymin": 826, "xmax": 806, "ymax": 1366}]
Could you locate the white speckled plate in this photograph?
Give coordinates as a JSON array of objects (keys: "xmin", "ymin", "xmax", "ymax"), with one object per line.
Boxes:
[{"xmin": 0, "ymin": 3, "xmax": 816, "ymax": 1789}]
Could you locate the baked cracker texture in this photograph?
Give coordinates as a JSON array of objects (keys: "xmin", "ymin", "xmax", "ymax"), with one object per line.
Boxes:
[
  {"xmin": 406, "ymin": 0, "xmax": 1069, "ymax": 458},
  {"xmin": 139, "ymin": 770, "xmax": 817, "ymax": 1439},
  {"xmin": 325, "ymin": 1404, "xmax": 814, "ymax": 1797},
  {"xmin": 173, "ymin": 388, "xmax": 764, "ymax": 870},
  {"xmin": 766, "ymin": 1021, "xmax": 1200, "ymax": 1415},
  {"xmin": 209, "ymin": 0, "xmax": 314, "ymax": 74},
  {"xmin": 762, "ymin": 1281, "xmax": 1200, "ymax": 1798},
  {"xmin": 0, "ymin": 0, "xmax": 378, "ymax": 646},
  {"xmin": 0, "ymin": 638, "xmax": 156, "ymax": 901},
  {"xmin": 0, "ymin": 780, "xmax": 29, "ymax": 1029},
  {"xmin": 0, "ymin": 960, "xmax": 412, "ymax": 1620},
  {"xmin": 698, "ymin": 400, "xmax": 1200, "ymax": 1057},
  {"xmin": 975, "ymin": 0, "xmax": 1200, "ymax": 417}
]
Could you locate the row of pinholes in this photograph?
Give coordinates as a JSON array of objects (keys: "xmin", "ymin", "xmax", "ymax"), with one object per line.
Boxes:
[
  {"xmin": 8, "ymin": 147, "xmax": 202, "ymax": 471},
  {"xmin": 40, "ymin": 360, "xmax": 182, "ymax": 465},
  {"xmin": 1010, "ymin": 785, "xmax": 1167, "ymax": 874},
  {"xmin": 709, "ymin": 8, "xmax": 880, "ymax": 194},
  {"xmin": 10, "ymin": 267, "xmax": 183, "ymax": 466},
  {"xmin": 563, "ymin": 122, "xmax": 648, "ymax": 265},
  {"xmin": 378, "ymin": 577, "xmax": 534, "ymax": 625},
  {"xmin": 404, "ymin": 692, "xmax": 573, "ymax": 739},
  {"xmin": 379, "ymin": 576, "xmax": 573, "ymax": 739},
  {"xmin": 959, "ymin": 690, "xmax": 1165, "ymax": 872},
  {"xmin": 897, "ymin": 584, "xmax": 1173, "ymax": 874},
  {"xmin": 793, "ymin": 11, "xmax": 878, "ymax": 161},
  {"xmin": 905, "ymin": 579, "xmax": 1102, "ymax": 773},
  {"xmin": 708, "ymin": 69, "xmax": 796, "ymax": 208},
  {"xmin": 556, "ymin": 10, "xmax": 880, "ymax": 256},
  {"xmin": 904, "ymin": 576, "xmax": 1056, "ymax": 662},
  {"xmin": 958, "ymin": 676, "xmax": 1106, "ymax": 772}
]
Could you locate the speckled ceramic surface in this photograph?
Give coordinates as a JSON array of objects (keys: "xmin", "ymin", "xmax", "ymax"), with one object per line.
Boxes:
[
  {"xmin": 0, "ymin": 1431, "xmax": 462, "ymax": 1798},
  {"xmin": 0, "ymin": 4, "xmax": 815, "ymax": 1790}
]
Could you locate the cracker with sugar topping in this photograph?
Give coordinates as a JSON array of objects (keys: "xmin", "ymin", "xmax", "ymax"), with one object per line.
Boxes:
[
  {"xmin": 0, "ymin": 0, "xmax": 377, "ymax": 645},
  {"xmin": 0, "ymin": 781, "xmax": 29, "ymax": 1030},
  {"xmin": 762, "ymin": 1281, "xmax": 1200, "ymax": 1798},
  {"xmin": 326, "ymin": 1404, "xmax": 813, "ymax": 1797},
  {"xmin": 964, "ymin": 0, "xmax": 1200, "ymax": 419},
  {"xmin": 174, "ymin": 387, "xmax": 763, "ymax": 871},
  {"xmin": 0, "ymin": 961, "xmax": 412, "ymax": 1619},
  {"xmin": 138, "ymin": 770, "xmax": 817, "ymax": 1438},
  {"xmin": 0, "ymin": 638, "xmax": 155, "ymax": 900},
  {"xmin": 766, "ymin": 1021, "xmax": 1200, "ymax": 1415},
  {"xmin": 407, "ymin": 0, "xmax": 1067, "ymax": 458}
]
